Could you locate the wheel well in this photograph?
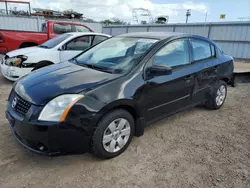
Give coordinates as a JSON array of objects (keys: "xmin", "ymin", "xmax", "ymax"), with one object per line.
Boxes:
[
  {"xmin": 117, "ymin": 105, "xmax": 138, "ymax": 120},
  {"xmin": 100, "ymin": 105, "xmax": 144, "ymax": 137},
  {"xmin": 31, "ymin": 61, "xmax": 54, "ymax": 71},
  {"xmin": 221, "ymin": 77, "xmax": 229, "ymax": 83},
  {"xmin": 19, "ymin": 42, "xmax": 38, "ymax": 48},
  {"xmin": 37, "ymin": 60, "xmax": 54, "ymax": 65}
]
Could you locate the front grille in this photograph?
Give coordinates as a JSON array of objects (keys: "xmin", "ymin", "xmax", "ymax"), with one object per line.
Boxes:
[{"xmin": 11, "ymin": 93, "xmax": 31, "ymax": 115}]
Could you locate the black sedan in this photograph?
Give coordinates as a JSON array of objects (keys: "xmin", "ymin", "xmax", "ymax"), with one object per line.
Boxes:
[{"xmin": 6, "ymin": 32, "xmax": 234, "ymax": 159}]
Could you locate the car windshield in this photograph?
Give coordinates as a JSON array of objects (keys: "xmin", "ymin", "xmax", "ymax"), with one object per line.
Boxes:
[
  {"xmin": 39, "ymin": 34, "xmax": 72, "ymax": 49},
  {"xmin": 75, "ymin": 37, "xmax": 158, "ymax": 73}
]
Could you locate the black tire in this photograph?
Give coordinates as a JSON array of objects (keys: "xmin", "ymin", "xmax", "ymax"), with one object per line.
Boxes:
[
  {"xmin": 32, "ymin": 61, "xmax": 53, "ymax": 71},
  {"xmin": 91, "ymin": 109, "xmax": 135, "ymax": 159},
  {"xmin": 206, "ymin": 80, "xmax": 227, "ymax": 110}
]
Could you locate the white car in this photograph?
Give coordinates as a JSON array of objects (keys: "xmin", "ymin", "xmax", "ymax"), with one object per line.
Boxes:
[{"xmin": 0, "ymin": 32, "xmax": 111, "ymax": 81}]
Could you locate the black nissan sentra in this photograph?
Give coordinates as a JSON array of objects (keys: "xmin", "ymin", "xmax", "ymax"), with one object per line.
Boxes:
[{"xmin": 6, "ymin": 32, "xmax": 234, "ymax": 159}]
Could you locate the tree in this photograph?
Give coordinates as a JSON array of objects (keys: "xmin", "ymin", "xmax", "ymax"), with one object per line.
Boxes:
[
  {"xmin": 102, "ymin": 18, "xmax": 129, "ymax": 25},
  {"xmin": 63, "ymin": 9, "xmax": 83, "ymax": 19},
  {"xmin": 10, "ymin": 10, "xmax": 29, "ymax": 16},
  {"xmin": 63, "ymin": 9, "xmax": 77, "ymax": 14},
  {"xmin": 83, "ymin": 18, "xmax": 96, "ymax": 23}
]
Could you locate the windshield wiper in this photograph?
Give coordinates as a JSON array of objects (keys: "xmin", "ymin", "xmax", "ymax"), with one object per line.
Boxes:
[
  {"xmin": 72, "ymin": 59, "xmax": 113, "ymax": 73},
  {"xmin": 71, "ymin": 58, "xmax": 89, "ymax": 68},
  {"xmin": 90, "ymin": 64, "xmax": 113, "ymax": 73}
]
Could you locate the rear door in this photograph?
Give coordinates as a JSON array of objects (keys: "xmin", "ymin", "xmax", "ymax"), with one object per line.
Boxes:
[{"xmin": 190, "ymin": 38, "xmax": 219, "ymax": 103}]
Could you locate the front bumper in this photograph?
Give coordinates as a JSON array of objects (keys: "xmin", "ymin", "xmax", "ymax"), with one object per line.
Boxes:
[
  {"xmin": 0, "ymin": 63, "xmax": 33, "ymax": 81},
  {"xmin": 6, "ymin": 97, "xmax": 91, "ymax": 155}
]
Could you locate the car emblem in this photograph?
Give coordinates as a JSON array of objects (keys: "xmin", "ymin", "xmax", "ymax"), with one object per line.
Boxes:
[{"xmin": 12, "ymin": 97, "xmax": 17, "ymax": 108}]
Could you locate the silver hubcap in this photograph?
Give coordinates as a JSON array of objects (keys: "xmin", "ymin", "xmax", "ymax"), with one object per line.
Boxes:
[
  {"xmin": 216, "ymin": 85, "xmax": 226, "ymax": 106},
  {"xmin": 102, "ymin": 118, "xmax": 131, "ymax": 153}
]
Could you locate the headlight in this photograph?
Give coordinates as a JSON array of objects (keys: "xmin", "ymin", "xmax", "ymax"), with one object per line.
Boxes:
[
  {"xmin": 38, "ymin": 94, "xmax": 84, "ymax": 122},
  {"xmin": 5, "ymin": 55, "xmax": 28, "ymax": 66},
  {"xmin": 5, "ymin": 57, "xmax": 22, "ymax": 66}
]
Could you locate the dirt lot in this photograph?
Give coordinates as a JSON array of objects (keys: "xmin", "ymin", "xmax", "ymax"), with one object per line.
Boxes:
[{"xmin": 0, "ymin": 74, "xmax": 249, "ymax": 188}]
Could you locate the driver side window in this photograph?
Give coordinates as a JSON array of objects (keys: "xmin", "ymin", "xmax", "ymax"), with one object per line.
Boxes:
[
  {"xmin": 154, "ymin": 39, "xmax": 190, "ymax": 68},
  {"xmin": 65, "ymin": 36, "xmax": 92, "ymax": 51}
]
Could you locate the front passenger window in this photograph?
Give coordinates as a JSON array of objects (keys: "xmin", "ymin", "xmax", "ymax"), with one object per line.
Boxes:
[{"xmin": 154, "ymin": 39, "xmax": 190, "ymax": 68}]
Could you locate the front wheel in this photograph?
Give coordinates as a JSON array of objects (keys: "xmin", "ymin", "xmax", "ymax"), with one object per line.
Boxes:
[
  {"xmin": 206, "ymin": 80, "xmax": 227, "ymax": 110},
  {"xmin": 91, "ymin": 109, "xmax": 135, "ymax": 159}
]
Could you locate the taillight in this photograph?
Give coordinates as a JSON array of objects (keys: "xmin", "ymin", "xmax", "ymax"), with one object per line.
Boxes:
[{"xmin": 0, "ymin": 35, "xmax": 3, "ymax": 43}]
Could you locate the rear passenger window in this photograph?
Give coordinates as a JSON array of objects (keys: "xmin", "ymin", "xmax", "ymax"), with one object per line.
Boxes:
[
  {"xmin": 92, "ymin": 36, "xmax": 108, "ymax": 45},
  {"xmin": 191, "ymin": 39, "xmax": 212, "ymax": 61},
  {"xmin": 74, "ymin": 25, "xmax": 91, "ymax": 32},
  {"xmin": 54, "ymin": 24, "xmax": 72, "ymax": 34},
  {"xmin": 154, "ymin": 39, "xmax": 190, "ymax": 68},
  {"xmin": 211, "ymin": 45, "xmax": 216, "ymax": 57}
]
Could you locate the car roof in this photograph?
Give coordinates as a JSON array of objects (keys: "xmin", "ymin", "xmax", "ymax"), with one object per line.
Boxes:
[
  {"xmin": 65, "ymin": 32, "xmax": 111, "ymax": 38},
  {"xmin": 117, "ymin": 32, "xmax": 187, "ymax": 40}
]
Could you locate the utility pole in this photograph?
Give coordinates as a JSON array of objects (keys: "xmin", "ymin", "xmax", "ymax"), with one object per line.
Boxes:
[
  {"xmin": 205, "ymin": 12, "xmax": 208, "ymax": 24},
  {"xmin": 5, "ymin": 1, "xmax": 8, "ymax": 15},
  {"xmin": 186, "ymin": 9, "xmax": 191, "ymax": 23},
  {"xmin": 204, "ymin": 12, "xmax": 208, "ymax": 28}
]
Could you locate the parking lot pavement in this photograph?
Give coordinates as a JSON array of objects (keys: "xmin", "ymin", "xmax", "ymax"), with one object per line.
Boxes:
[{"xmin": 0, "ymin": 72, "xmax": 250, "ymax": 188}]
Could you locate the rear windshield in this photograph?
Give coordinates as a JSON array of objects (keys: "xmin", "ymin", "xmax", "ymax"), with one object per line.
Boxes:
[{"xmin": 39, "ymin": 34, "xmax": 72, "ymax": 49}]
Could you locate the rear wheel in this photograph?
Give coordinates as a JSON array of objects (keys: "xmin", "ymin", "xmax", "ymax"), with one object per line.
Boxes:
[
  {"xmin": 91, "ymin": 109, "xmax": 134, "ymax": 159},
  {"xmin": 206, "ymin": 80, "xmax": 227, "ymax": 110}
]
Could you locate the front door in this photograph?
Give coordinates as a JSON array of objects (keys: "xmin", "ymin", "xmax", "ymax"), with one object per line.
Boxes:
[{"xmin": 142, "ymin": 38, "xmax": 195, "ymax": 123}]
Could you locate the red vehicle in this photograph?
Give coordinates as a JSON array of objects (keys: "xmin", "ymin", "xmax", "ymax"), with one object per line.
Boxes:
[{"xmin": 0, "ymin": 21, "xmax": 93, "ymax": 54}]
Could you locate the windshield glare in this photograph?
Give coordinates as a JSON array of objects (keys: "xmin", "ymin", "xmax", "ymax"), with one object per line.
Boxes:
[
  {"xmin": 75, "ymin": 37, "xmax": 158, "ymax": 73},
  {"xmin": 40, "ymin": 34, "xmax": 72, "ymax": 49}
]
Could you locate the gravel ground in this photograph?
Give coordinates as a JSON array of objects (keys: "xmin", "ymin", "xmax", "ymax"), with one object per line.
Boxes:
[{"xmin": 0, "ymin": 74, "xmax": 249, "ymax": 188}]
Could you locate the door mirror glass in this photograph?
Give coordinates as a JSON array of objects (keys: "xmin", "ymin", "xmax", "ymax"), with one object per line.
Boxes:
[{"xmin": 147, "ymin": 64, "xmax": 172, "ymax": 78}]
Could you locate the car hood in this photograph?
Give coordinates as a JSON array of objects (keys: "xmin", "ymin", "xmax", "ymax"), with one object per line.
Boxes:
[
  {"xmin": 7, "ymin": 46, "xmax": 48, "ymax": 57},
  {"xmin": 14, "ymin": 62, "xmax": 119, "ymax": 105}
]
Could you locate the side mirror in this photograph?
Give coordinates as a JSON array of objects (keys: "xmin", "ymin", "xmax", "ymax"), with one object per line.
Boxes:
[
  {"xmin": 58, "ymin": 45, "xmax": 66, "ymax": 51},
  {"xmin": 147, "ymin": 64, "xmax": 172, "ymax": 78}
]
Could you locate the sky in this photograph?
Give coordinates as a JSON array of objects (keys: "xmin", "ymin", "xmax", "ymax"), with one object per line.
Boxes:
[{"xmin": 0, "ymin": 0, "xmax": 250, "ymax": 23}]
